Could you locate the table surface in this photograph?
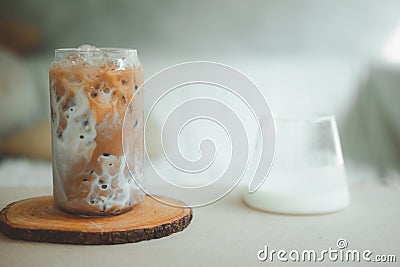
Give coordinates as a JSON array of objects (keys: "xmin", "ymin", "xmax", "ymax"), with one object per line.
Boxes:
[{"xmin": 0, "ymin": 183, "xmax": 399, "ymax": 267}]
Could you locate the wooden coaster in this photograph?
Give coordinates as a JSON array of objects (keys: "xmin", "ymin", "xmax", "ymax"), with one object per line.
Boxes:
[{"xmin": 0, "ymin": 195, "xmax": 192, "ymax": 245}]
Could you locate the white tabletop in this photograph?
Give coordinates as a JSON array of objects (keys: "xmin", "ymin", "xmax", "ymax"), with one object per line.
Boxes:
[{"xmin": 0, "ymin": 182, "xmax": 399, "ymax": 267}]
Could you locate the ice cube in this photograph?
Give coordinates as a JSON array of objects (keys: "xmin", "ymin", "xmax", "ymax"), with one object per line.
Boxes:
[
  {"xmin": 77, "ymin": 44, "xmax": 103, "ymax": 66},
  {"xmin": 78, "ymin": 44, "xmax": 99, "ymax": 51}
]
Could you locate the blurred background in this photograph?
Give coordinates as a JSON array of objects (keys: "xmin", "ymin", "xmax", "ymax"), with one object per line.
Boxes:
[{"xmin": 0, "ymin": 0, "xmax": 399, "ymax": 186}]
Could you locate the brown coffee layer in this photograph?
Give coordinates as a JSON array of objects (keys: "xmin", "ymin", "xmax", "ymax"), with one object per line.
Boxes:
[{"xmin": 50, "ymin": 58, "xmax": 144, "ymax": 216}]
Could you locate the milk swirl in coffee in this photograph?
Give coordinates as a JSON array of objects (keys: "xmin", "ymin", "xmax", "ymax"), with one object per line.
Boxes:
[{"xmin": 49, "ymin": 45, "xmax": 144, "ymax": 216}]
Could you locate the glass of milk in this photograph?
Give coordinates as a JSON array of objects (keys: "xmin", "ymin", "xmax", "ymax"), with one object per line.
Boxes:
[{"xmin": 243, "ymin": 114, "xmax": 350, "ymax": 214}]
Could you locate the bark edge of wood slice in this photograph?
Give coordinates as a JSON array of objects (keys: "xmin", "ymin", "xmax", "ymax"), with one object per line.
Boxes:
[{"xmin": 0, "ymin": 195, "xmax": 192, "ymax": 245}]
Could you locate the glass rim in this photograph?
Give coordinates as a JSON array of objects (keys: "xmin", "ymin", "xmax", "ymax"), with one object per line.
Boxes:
[
  {"xmin": 55, "ymin": 47, "xmax": 137, "ymax": 55},
  {"xmin": 273, "ymin": 112, "xmax": 335, "ymax": 123}
]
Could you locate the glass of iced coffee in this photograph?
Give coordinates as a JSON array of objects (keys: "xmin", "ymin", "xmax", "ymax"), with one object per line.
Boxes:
[{"xmin": 49, "ymin": 45, "xmax": 144, "ymax": 216}]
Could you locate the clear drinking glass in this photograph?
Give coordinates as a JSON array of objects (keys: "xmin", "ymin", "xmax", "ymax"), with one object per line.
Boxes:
[
  {"xmin": 243, "ymin": 114, "xmax": 350, "ymax": 214},
  {"xmin": 49, "ymin": 46, "xmax": 144, "ymax": 216}
]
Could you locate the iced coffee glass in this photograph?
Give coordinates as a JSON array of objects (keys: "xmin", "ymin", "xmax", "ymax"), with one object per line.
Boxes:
[{"xmin": 49, "ymin": 45, "xmax": 144, "ymax": 216}]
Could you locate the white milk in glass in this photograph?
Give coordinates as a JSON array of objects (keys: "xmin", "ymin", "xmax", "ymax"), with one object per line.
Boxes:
[
  {"xmin": 243, "ymin": 164, "xmax": 350, "ymax": 214},
  {"xmin": 243, "ymin": 114, "xmax": 350, "ymax": 214}
]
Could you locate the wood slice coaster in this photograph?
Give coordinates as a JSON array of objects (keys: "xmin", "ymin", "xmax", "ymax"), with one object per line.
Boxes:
[{"xmin": 0, "ymin": 196, "xmax": 192, "ymax": 245}]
